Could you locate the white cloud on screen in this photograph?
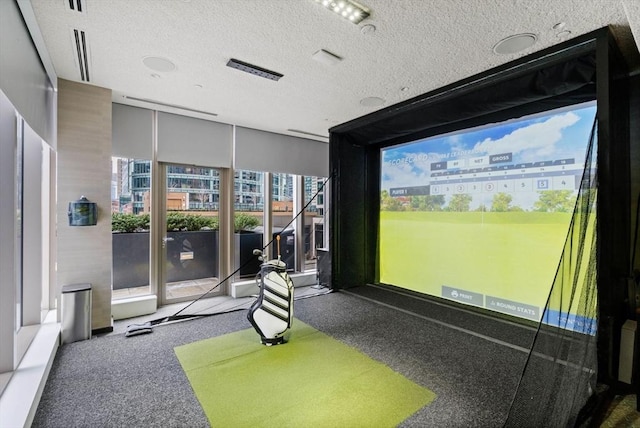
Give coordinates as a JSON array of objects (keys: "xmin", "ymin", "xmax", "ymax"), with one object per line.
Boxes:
[
  {"xmin": 445, "ymin": 134, "xmax": 465, "ymax": 153},
  {"xmin": 382, "ymin": 112, "xmax": 583, "ymax": 191},
  {"xmin": 382, "ymin": 160, "xmax": 428, "ymax": 191},
  {"xmin": 472, "ymin": 112, "xmax": 580, "ymax": 160}
]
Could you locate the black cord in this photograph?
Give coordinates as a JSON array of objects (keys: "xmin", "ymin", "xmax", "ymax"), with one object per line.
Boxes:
[
  {"xmin": 631, "ymin": 190, "xmax": 639, "ymax": 276},
  {"xmin": 632, "ymin": 193, "xmax": 640, "ymax": 412}
]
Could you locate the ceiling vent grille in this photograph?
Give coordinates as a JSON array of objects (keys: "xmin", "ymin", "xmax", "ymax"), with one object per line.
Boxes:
[
  {"xmin": 287, "ymin": 129, "xmax": 329, "ymax": 140},
  {"xmin": 67, "ymin": 0, "xmax": 85, "ymax": 14},
  {"xmin": 226, "ymin": 59, "xmax": 283, "ymax": 81},
  {"xmin": 72, "ymin": 29, "xmax": 90, "ymax": 82},
  {"xmin": 123, "ymin": 96, "xmax": 218, "ymax": 117}
]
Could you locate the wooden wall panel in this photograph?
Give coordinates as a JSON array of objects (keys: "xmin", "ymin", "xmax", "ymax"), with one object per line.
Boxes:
[{"xmin": 56, "ymin": 79, "xmax": 112, "ymax": 331}]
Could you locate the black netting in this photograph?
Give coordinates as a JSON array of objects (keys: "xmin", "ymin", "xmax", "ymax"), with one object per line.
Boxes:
[{"xmin": 504, "ymin": 117, "xmax": 598, "ymax": 427}]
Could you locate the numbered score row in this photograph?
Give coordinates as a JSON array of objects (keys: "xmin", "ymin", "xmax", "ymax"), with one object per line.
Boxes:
[
  {"xmin": 390, "ymin": 175, "xmax": 578, "ymax": 197},
  {"xmin": 431, "ymin": 175, "xmax": 576, "ymax": 195}
]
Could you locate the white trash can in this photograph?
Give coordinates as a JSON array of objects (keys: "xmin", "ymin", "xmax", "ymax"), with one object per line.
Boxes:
[{"xmin": 61, "ymin": 283, "xmax": 92, "ymax": 344}]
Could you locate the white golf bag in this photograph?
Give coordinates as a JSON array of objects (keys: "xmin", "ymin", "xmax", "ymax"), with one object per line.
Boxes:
[{"xmin": 247, "ymin": 251, "xmax": 294, "ymax": 346}]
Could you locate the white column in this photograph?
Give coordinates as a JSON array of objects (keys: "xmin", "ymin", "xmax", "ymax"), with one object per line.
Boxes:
[
  {"xmin": 294, "ymin": 175, "xmax": 304, "ymax": 272},
  {"xmin": 263, "ymin": 172, "xmax": 273, "ymax": 255}
]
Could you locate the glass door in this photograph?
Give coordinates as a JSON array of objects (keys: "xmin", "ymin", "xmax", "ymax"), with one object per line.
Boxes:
[{"xmin": 160, "ymin": 163, "xmax": 222, "ymax": 304}]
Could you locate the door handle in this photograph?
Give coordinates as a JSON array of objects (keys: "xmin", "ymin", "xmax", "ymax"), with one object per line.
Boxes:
[{"xmin": 162, "ymin": 236, "xmax": 174, "ymax": 248}]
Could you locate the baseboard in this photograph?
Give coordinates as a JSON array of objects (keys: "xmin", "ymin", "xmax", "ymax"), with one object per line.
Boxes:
[
  {"xmin": 112, "ymin": 295, "xmax": 157, "ymax": 320},
  {"xmin": 0, "ymin": 311, "xmax": 60, "ymax": 428},
  {"xmin": 92, "ymin": 326, "xmax": 114, "ymax": 335}
]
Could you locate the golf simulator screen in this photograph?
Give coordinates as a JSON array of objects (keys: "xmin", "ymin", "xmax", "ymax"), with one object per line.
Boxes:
[{"xmin": 379, "ymin": 102, "xmax": 597, "ymax": 330}]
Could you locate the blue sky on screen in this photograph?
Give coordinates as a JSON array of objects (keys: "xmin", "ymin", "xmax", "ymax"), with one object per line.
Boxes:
[{"xmin": 381, "ymin": 103, "xmax": 597, "ymax": 197}]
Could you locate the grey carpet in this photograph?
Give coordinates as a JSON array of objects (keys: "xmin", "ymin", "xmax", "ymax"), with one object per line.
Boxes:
[{"xmin": 33, "ymin": 285, "xmax": 534, "ymax": 427}]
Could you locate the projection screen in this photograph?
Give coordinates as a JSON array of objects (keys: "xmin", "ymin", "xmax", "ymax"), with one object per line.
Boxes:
[{"xmin": 379, "ymin": 102, "xmax": 597, "ymax": 330}]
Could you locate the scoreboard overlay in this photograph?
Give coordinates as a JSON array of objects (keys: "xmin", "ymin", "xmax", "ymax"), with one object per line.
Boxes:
[{"xmin": 389, "ymin": 152, "xmax": 582, "ymax": 197}]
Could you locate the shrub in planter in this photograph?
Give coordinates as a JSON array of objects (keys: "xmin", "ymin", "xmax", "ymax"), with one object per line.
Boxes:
[
  {"xmin": 166, "ymin": 212, "xmax": 218, "ymax": 231},
  {"xmin": 112, "ymin": 213, "xmax": 149, "ymax": 233},
  {"xmin": 112, "ymin": 212, "xmax": 219, "ymax": 232},
  {"xmin": 234, "ymin": 213, "xmax": 259, "ymax": 232}
]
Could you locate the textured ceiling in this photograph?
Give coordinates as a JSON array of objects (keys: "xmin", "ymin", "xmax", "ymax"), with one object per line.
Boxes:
[{"xmin": 29, "ymin": 0, "xmax": 640, "ymax": 142}]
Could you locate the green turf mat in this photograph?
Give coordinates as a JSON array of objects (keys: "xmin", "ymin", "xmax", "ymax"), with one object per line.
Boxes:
[{"xmin": 175, "ymin": 320, "xmax": 436, "ymax": 427}]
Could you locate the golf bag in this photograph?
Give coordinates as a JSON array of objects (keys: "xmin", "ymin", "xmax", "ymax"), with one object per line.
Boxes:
[{"xmin": 247, "ymin": 255, "xmax": 294, "ymax": 345}]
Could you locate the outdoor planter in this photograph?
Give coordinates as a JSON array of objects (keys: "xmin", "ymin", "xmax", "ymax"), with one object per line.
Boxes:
[{"xmin": 112, "ymin": 230, "xmax": 219, "ymax": 290}]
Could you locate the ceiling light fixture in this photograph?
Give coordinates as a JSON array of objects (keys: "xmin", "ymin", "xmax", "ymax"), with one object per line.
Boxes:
[
  {"xmin": 314, "ymin": 0, "xmax": 370, "ymax": 25},
  {"xmin": 226, "ymin": 58, "xmax": 283, "ymax": 81}
]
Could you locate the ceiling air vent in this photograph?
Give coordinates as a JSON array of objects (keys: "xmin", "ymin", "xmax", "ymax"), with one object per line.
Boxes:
[
  {"xmin": 287, "ymin": 129, "xmax": 329, "ymax": 140},
  {"xmin": 67, "ymin": 0, "xmax": 85, "ymax": 14},
  {"xmin": 226, "ymin": 59, "xmax": 283, "ymax": 81},
  {"xmin": 123, "ymin": 96, "xmax": 218, "ymax": 117},
  {"xmin": 72, "ymin": 29, "xmax": 90, "ymax": 82}
]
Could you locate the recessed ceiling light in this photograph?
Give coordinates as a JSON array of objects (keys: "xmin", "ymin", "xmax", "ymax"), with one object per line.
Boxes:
[
  {"xmin": 557, "ymin": 30, "xmax": 572, "ymax": 38},
  {"xmin": 314, "ymin": 0, "xmax": 370, "ymax": 25},
  {"xmin": 492, "ymin": 33, "xmax": 537, "ymax": 55},
  {"xmin": 142, "ymin": 56, "xmax": 176, "ymax": 72},
  {"xmin": 360, "ymin": 97, "xmax": 385, "ymax": 107}
]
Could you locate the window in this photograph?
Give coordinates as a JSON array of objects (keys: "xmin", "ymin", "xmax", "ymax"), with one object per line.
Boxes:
[
  {"xmin": 111, "ymin": 157, "xmax": 152, "ymax": 298},
  {"xmin": 304, "ymin": 176, "xmax": 328, "ymax": 270}
]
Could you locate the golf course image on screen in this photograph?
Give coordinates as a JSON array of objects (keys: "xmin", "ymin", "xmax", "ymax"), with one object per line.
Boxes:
[{"xmin": 379, "ymin": 102, "xmax": 597, "ymax": 328}]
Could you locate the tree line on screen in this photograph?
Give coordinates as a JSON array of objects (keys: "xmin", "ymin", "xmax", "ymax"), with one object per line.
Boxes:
[{"xmin": 380, "ymin": 190, "xmax": 576, "ymax": 213}]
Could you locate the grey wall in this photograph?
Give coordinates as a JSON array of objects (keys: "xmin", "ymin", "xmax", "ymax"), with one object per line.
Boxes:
[
  {"xmin": 0, "ymin": 0, "xmax": 55, "ymax": 145},
  {"xmin": 0, "ymin": 0, "xmax": 57, "ymax": 373}
]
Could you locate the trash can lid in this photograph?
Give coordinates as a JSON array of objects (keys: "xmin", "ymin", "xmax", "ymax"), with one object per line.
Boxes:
[{"xmin": 62, "ymin": 283, "xmax": 92, "ymax": 293}]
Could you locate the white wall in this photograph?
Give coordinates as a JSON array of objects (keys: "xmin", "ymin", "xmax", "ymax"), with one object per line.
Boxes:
[{"xmin": 0, "ymin": 91, "xmax": 18, "ymax": 375}]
